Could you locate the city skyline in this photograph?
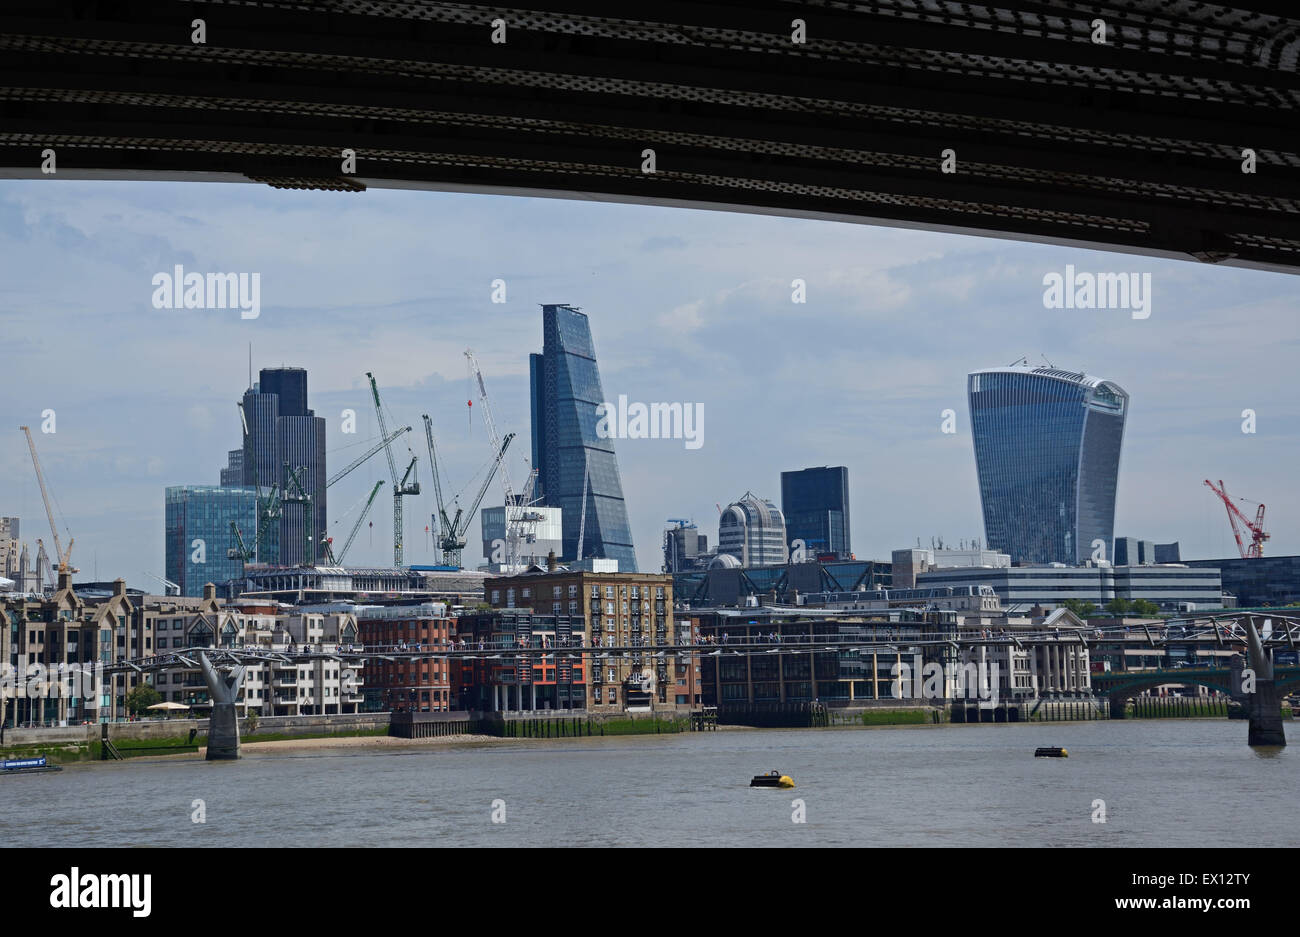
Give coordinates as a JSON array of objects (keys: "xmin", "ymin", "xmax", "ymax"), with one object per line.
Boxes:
[{"xmin": 1, "ymin": 180, "xmax": 1297, "ymax": 585}]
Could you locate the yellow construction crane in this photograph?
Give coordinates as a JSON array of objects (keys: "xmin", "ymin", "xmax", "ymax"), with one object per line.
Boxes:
[{"xmin": 19, "ymin": 425, "xmax": 77, "ymax": 575}]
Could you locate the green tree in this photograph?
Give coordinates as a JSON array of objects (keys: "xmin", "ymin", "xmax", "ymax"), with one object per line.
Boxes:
[
  {"xmin": 126, "ymin": 683, "xmax": 162, "ymax": 716},
  {"xmin": 1062, "ymin": 599, "xmax": 1097, "ymax": 618},
  {"xmin": 1104, "ymin": 597, "xmax": 1132, "ymax": 616},
  {"xmin": 1130, "ymin": 599, "xmax": 1161, "ymax": 617}
]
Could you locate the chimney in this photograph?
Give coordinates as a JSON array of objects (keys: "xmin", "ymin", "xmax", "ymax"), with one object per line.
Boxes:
[
  {"xmin": 114, "ymin": 577, "xmax": 126, "ymax": 597},
  {"xmin": 57, "ymin": 569, "xmax": 72, "ymax": 593},
  {"xmin": 546, "ymin": 550, "xmax": 558, "ymax": 573},
  {"xmin": 203, "ymin": 582, "xmax": 216, "ymax": 602}
]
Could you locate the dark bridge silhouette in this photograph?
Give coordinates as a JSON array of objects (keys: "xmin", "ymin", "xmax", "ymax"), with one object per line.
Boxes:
[{"xmin": 3, "ymin": 1, "xmax": 1299, "ymax": 273}]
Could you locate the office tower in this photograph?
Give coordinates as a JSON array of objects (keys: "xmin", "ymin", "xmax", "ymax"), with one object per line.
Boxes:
[
  {"xmin": 781, "ymin": 466, "xmax": 851, "ymax": 559},
  {"xmin": 240, "ymin": 367, "xmax": 327, "ymax": 565},
  {"xmin": 1116, "ymin": 538, "xmax": 1157, "ymax": 566},
  {"xmin": 258, "ymin": 367, "xmax": 308, "ymax": 420},
  {"xmin": 0, "ymin": 516, "xmax": 18, "ymax": 579},
  {"xmin": 664, "ymin": 521, "xmax": 708, "ymax": 573},
  {"xmin": 277, "ymin": 413, "xmax": 327, "ymax": 565},
  {"xmin": 718, "ymin": 493, "xmax": 787, "ymax": 567},
  {"xmin": 1153, "ymin": 542, "xmax": 1181, "ymax": 564},
  {"xmin": 165, "ymin": 485, "xmax": 272, "ymax": 596},
  {"xmin": 968, "ymin": 365, "xmax": 1128, "ymax": 566},
  {"xmin": 220, "ymin": 449, "xmax": 244, "ymax": 487},
  {"xmin": 480, "ymin": 502, "xmax": 562, "ymax": 569},
  {"xmin": 530, "ymin": 304, "xmax": 637, "ymax": 571}
]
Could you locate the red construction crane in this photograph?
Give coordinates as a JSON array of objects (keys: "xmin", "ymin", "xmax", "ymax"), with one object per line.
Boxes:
[{"xmin": 1204, "ymin": 479, "xmax": 1269, "ymax": 559}]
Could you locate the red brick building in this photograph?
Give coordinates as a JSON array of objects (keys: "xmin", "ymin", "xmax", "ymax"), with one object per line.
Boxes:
[
  {"xmin": 453, "ymin": 610, "xmax": 586, "ymax": 712},
  {"xmin": 357, "ymin": 607, "xmax": 455, "ymax": 713}
]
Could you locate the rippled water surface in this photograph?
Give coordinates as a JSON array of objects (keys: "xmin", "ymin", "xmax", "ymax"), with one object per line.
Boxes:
[{"xmin": 3, "ymin": 720, "xmax": 1296, "ymax": 847}]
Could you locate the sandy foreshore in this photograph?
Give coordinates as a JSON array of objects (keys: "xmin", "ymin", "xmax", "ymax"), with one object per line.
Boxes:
[
  {"xmin": 239, "ymin": 733, "xmax": 504, "ymax": 752},
  {"xmin": 132, "ymin": 733, "xmax": 509, "ymax": 760}
]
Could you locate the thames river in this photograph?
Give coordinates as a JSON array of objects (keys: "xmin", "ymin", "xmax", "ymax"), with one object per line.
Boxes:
[{"xmin": 3, "ymin": 720, "xmax": 1297, "ymax": 847}]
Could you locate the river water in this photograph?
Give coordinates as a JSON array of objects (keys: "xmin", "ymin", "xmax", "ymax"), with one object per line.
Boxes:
[{"xmin": 3, "ymin": 720, "xmax": 1296, "ymax": 848}]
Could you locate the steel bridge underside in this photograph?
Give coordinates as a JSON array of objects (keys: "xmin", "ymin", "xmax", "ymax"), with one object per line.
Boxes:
[{"xmin": 2, "ymin": 0, "xmax": 1300, "ymax": 273}]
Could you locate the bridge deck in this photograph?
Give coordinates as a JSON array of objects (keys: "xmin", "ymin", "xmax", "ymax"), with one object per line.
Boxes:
[{"xmin": 2, "ymin": 1, "xmax": 1299, "ymax": 272}]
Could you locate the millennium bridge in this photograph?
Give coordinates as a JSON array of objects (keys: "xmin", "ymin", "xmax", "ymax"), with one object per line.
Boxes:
[{"xmin": 68, "ymin": 611, "xmax": 1298, "ymax": 757}]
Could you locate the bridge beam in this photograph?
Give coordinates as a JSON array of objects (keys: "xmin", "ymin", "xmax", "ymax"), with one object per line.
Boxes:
[{"xmin": 199, "ymin": 652, "xmax": 248, "ymax": 761}]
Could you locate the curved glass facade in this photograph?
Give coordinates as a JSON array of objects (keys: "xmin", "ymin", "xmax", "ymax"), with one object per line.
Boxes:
[
  {"xmin": 967, "ymin": 367, "xmax": 1127, "ymax": 565},
  {"xmin": 531, "ymin": 304, "xmax": 637, "ymax": 571}
]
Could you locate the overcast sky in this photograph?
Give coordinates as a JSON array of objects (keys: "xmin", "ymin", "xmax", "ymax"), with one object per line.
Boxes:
[{"xmin": 1, "ymin": 179, "xmax": 1296, "ymax": 583}]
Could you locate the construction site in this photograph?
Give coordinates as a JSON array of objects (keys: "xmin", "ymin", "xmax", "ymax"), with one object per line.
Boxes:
[{"xmin": 215, "ymin": 352, "xmax": 551, "ymax": 603}]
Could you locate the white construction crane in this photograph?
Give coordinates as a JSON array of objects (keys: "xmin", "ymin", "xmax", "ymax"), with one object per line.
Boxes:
[
  {"xmin": 20, "ymin": 426, "xmax": 76, "ymax": 575},
  {"xmin": 141, "ymin": 571, "xmax": 180, "ymax": 596},
  {"xmin": 464, "ymin": 349, "xmax": 525, "ymax": 567},
  {"xmin": 366, "ymin": 371, "xmax": 420, "ymax": 566},
  {"xmin": 424, "ymin": 412, "xmax": 514, "ymax": 568}
]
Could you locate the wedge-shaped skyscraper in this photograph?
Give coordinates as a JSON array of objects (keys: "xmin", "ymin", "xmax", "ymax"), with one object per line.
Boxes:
[
  {"xmin": 530, "ymin": 304, "xmax": 637, "ymax": 571},
  {"xmin": 968, "ymin": 366, "xmax": 1128, "ymax": 566}
]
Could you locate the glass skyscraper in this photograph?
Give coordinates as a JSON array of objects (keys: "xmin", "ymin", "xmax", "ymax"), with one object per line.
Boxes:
[
  {"xmin": 781, "ymin": 466, "xmax": 851, "ymax": 559},
  {"xmin": 967, "ymin": 366, "xmax": 1128, "ymax": 566},
  {"xmin": 165, "ymin": 485, "xmax": 276, "ymax": 596},
  {"xmin": 530, "ymin": 304, "xmax": 637, "ymax": 571},
  {"xmin": 240, "ymin": 367, "xmax": 326, "ymax": 566}
]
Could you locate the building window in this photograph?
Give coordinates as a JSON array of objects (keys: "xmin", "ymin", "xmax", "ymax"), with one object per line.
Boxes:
[
  {"xmin": 568, "ymin": 585, "xmax": 578, "ymax": 597},
  {"xmin": 604, "ymin": 586, "xmax": 614, "ymax": 599},
  {"xmin": 491, "ymin": 590, "xmax": 500, "ymax": 603}
]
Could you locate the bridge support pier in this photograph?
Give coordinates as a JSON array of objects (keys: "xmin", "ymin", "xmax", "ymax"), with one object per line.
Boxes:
[
  {"xmin": 1248, "ymin": 682, "xmax": 1286, "ymax": 747},
  {"xmin": 1108, "ymin": 696, "xmax": 1127, "ymax": 720},
  {"xmin": 199, "ymin": 653, "xmax": 248, "ymax": 760},
  {"xmin": 1244, "ymin": 617, "xmax": 1285, "ymax": 748}
]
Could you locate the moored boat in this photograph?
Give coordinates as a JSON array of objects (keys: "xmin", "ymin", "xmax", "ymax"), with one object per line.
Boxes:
[
  {"xmin": 1, "ymin": 756, "xmax": 63, "ymax": 775},
  {"xmin": 750, "ymin": 770, "xmax": 795, "ymax": 788}
]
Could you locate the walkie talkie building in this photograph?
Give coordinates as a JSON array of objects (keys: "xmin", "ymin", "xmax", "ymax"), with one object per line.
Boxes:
[{"xmin": 967, "ymin": 366, "xmax": 1128, "ymax": 566}]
